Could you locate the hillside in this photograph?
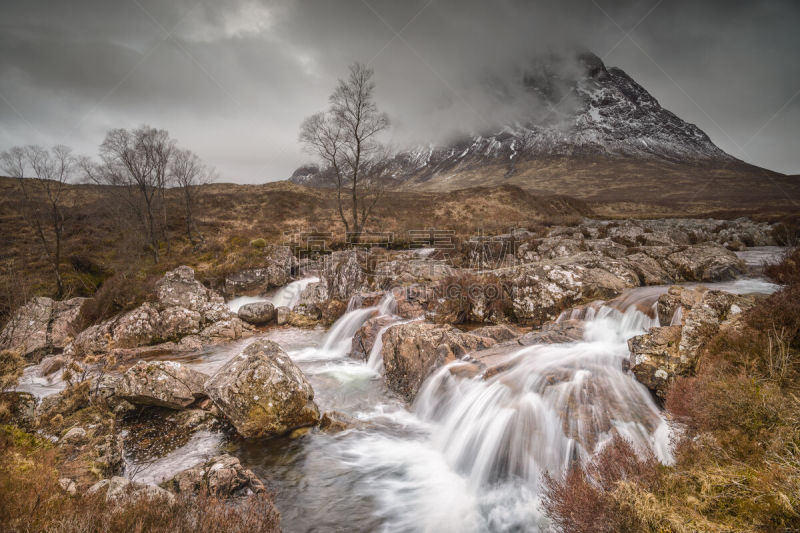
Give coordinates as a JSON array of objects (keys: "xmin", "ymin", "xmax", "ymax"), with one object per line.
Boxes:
[
  {"xmin": 291, "ymin": 53, "xmax": 798, "ymax": 213},
  {"xmin": 0, "ymin": 177, "xmax": 589, "ymax": 321}
]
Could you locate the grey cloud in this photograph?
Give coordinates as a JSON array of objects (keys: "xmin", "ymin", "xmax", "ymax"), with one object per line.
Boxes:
[{"xmin": 0, "ymin": 0, "xmax": 798, "ymax": 183}]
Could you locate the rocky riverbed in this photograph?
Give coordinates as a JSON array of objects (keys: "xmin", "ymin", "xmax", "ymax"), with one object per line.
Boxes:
[{"xmin": 0, "ymin": 217, "xmax": 787, "ymax": 532}]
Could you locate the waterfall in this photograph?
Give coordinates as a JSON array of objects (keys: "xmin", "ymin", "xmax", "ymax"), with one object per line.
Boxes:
[
  {"xmin": 343, "ymin": 300, "xmax": 672, "ymax": 532},
  {"xmin": 416, "ymin": 302, "xmax": 670, "ymax": 484},
  {"xmin": 293, "ymin": 292, "xmax": 397, "ymax": 362},
  {"xmin": 670, "ymin": 305, "xmax": 683, "ymax": 326},
  {"xmin": 271, "ymin": 276, "xmax": 320, "ymax": 309},
  {"xmin": 226, "ymin": 276, "xmax": 319, "ymax": 313}
]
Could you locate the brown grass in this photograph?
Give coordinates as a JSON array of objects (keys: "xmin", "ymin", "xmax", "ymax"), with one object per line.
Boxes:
[
  {"xmin": 0, "ymin": 177, "xmax": 591, "ymax": 328},
  {"xmin": 0, "ymin": 425, "xmax": 280, "ymax": 533},
  {"xmin": 543, "ymin": 250, "xmax": 800, "ymax": 532}
]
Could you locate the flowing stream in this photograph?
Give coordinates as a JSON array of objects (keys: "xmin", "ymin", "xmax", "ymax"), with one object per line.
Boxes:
[
  {"xmin": 175, "ymin": 285, "xmax": 705, "ymax": 531},
  {"xmin": 14, "ymin": 247, "xmax": 786, "ymax": 531}
]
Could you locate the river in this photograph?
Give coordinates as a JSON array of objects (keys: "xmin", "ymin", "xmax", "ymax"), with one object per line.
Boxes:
[{"xmin": 15, "ymin": 247, "xmax": 784, "ymax": 532}]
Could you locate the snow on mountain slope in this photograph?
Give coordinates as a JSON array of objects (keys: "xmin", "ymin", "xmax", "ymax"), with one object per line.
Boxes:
[{"xmin": 290, "ymin": 52, "xmax": 739, "ymax": 189}]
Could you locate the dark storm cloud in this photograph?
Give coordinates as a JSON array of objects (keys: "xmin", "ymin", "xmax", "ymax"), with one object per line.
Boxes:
[{"xmin": 1, "ymin": 0, "xmax": 798, "ymax": 183}]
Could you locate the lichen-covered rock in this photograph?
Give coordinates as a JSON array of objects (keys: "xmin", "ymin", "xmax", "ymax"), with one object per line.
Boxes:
[
  {"xmin": 61, "ymin": 426, "xmax": 88, "ymax": 444},
  {"xmin": 656, "ymin": 286, "xmax": 706, "ymax": 326},
  {"xmin": 623, "ymin": 252, "xmax": 673, "ymax": 285},
  {"xmin": 629, "ymin": 288, "xmax": 758, "ymax": 398},
  {"xmin": 88, "ymin": 476, "xmax": 174, "ymax": 504},
  {"xmin": 0, "ymin": 296, "xmax": 86, "ymax": 360},
  {"xmin": 238, "ymin": 302, "xmax": 276, "ymax": 325},
  {"xmin": 275, "ymin": 306, "xmax": 291, "ymax": 326},
  {"xmin": 501, "ymin": 257, "xmax": 639, "ymax": 325},
  {"xmin": 39, "ymin": 354, "xmax": 67, "ymax": 376},
  {"xmin": 322, "ymin": 250, "xmax": 367, "ymax": 302},
  {"xmin": 223, "ymin": 246, "xmax": 295, "ymax": 297},
  {"xmin": 205, "ymin": 339, "xmax": 319, "ymax": 437},
  {"xmin": 116, "ymin": 361, "xmax": 209, "ymax": 410},
  {"xmin": 627, "ymin": 325, "xmax": 682, "ymax": 399},
  {"xmin": 293, "ymin": 281, "xmax": 328, "ymax": 318},
  {"xmin": 381, "ymin": 322, "xmax": 497, "ymax": 402},
  {"xmin": 164, "ymin": 454, "xmax": 265, "ymax": 498},
  {"xmin": 469, "ymin": 324, "xmax": 520, "ymax": 342},
  {"xmin": 536, "ymin": 237, "xmax": 585, "ymax": 259},
  {"xmin": 373, "ymin": 255, "xmax": 454, "ymax": 289},
  {"xmin": 662, "ymin": 243, "xmax": 745, "ymax": 282},
  {"xmin": 68, "ymin": 266, "xmax": 253, "ymax": 356}
]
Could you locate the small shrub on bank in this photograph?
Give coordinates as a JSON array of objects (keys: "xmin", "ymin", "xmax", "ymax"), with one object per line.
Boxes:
[
  {"xmin": 544, "ymin": 247, "xmax": 800, "ymax": 532},
  {"xmin": 764, "ymin": 247, "xmax": 800, "ymax": 285},
  {"xmin": 0, "ymin": 349, "xmax": 24, "ymax": 393},
  {"xmin": 76, "ymin": 271, "xmax": 159, "ymax": 328}
]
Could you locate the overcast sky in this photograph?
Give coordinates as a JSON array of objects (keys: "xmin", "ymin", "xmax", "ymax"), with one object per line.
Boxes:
[{"xmin": 1, "ymin": 0, "xmax": 798, "ymax": 183}]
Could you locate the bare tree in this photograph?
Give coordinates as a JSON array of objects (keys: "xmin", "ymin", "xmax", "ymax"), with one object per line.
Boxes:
[
  {"xmin": 148, "ymin": 129, "xmax": 175, "ymax": 254},
  {"xmin": 300, "ymin": 62, "xmax": 390, "ymax": 238},
  {"xmin": 170, "ymin": 148, "xmax": 214, "ymax": 243},
  {"xmin": 84, "ymin": 126, "xmax": 173, "ymax": 263},
  {"xmin": 1, "ymin": 145, "xmax": 75, "ymax": 297}
]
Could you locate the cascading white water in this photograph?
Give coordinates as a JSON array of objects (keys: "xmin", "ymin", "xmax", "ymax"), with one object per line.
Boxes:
[
  {"xmin": 293, "ymin": 292, "xmax": 397, "ymax": 362},
  {"xmin": 341, "ymin": 300, "xmax": 672, "ymax": 532},
  {"xmin": 226, "ymin": 276, "xmax": 319, "ymax": 313},
  {"xmin": 271, "ymin": 276, "xmax": 320, "ymax": 309},
  {"xmin": 366, "ymin": 316, "xmax": 423, "ymax": 372},
  {"xmin": 417, "ymin": 304, "xmax": 671, "ymax": 485}
]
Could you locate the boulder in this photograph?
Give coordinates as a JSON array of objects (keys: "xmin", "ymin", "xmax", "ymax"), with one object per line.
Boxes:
[
  {"xmin": 69, "ymin": 266, "xmax": 253, "ymax": 356},
  {"xmin": 656, "ymin": 286, "xmax": 705, "ymax": 326},
  {"xmin": 322, "ymin": 250, "xmax": 367, "ymax": 301},
  {"xmin": 116, "ymin": 361, "xmax": 209, "ymax": 410},
  {"xmin": 662, "ymin": 243, "xmax": 745, "ymax": 282},
  {"xmin": 293, "ymin": 281, "xmax": 328, "ymax": 318},
  {"xmin": 88, "ymin": 476, "xmax": 174, "ymax": 504},
  {"xmin": 469, "ymin": 324, "xmax": 520, "ymax": 343},
  {"xmin": 608, "ymin": 224, "xmax": 646, "ymax": 246},
  {"xmin": 0, "ymin": 391, "xmax": 37, "ymax": 430},
  {"xmin": 629, "ymin": 288, "xmax": 757, "ymax": 398},
  {"xmin": 500, "ymin": 257, "xmax": 639, "ymax": 325},
  {"xmin": 39, "ymin": 354, "xmax": 67, "ymax": 377},
  {"xmin": 537, "ymin": 237, "xmax": 584, "ymax": 259},
  {"xmin": 627, "ymin": 326, "xmax": 682, "ymax": 399},
  {"xmin": 623, "ymin": 252, "xmax": 674, "ymax": 285},
  {"xmin": 59, "ymin": 478, "xmax": 77, "ymax": 495},
  {"xmin": 164, "ymin": 454, "xmax": 265, "ymax": 498},
  {"xmin": 0, "ymin": 296, "xmax": 86, "ymax": 360},
  {"xmin": 237, "ymin": 302, "xmax": 276, "ymax": 325},
  {"xmin": 275, "ymin": 306, "xmax": 291, "ymax": 326},
  {"xmin": 518, "ymin": 320, "xmax": 585, "ymax": 345},
  {"xmin": 374, "ymin": 257, "xmax": 454, "ymax": 287},
  {"xmin": 584, "ymin": 239, "xmax": 628, "ymax": 259},
  {"xmin": 320, "ymin": 299, "xmax": 348, "ymax": 326},
  {"xmin": 380, "ymin": 322, "xmax": 497, "ymax": 402},
  {"xmin": 61, "ymin": 426, "xmax": 88, "ymax": 445},
  {"xmin": 318, "ymin": 410, "xmax": 362, "ymax": 433},
  {"xmin": 223, "ymin": 246, "xmax": 294, "ymax": 297},
  {"xmin": 351, "ymin": 315, "xmax": 397, "ymax": 360},
  {"xmin": 205, "ymin": 339, "xmax": 319, "ymax": 437}
]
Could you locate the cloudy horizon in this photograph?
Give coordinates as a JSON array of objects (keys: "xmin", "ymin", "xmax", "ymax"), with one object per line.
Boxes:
[{"xmin": 1, "ymin": 0, "xmax": 799, "ymax": 183}]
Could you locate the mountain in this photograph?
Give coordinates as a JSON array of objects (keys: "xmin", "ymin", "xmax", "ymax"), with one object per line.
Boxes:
[{"xmin": 290, "ymin": 53, "xmax": 796, "ymax": 210}]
